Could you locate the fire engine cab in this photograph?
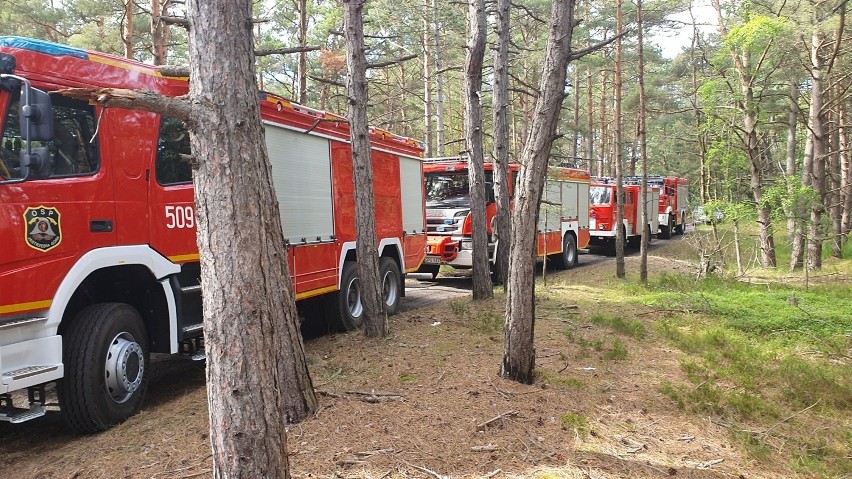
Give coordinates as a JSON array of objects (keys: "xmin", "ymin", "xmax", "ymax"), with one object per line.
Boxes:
[
  {"xmin": 589, "ymin": 179, "xmax": 659, "ymax": 252},
  {"xmin": 0, "ymin": 36, "xmax": 426, "ymax": 432},
  {"xmin": 419, "ymin": 158, "xmax": 590, "ymax": 279},
  {"xmin": 625, "ymin": 175, "xmax": 689, "ymax": 239}
]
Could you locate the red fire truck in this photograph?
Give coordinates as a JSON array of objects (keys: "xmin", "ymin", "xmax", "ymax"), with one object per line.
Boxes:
[
  {"xmin": 0, "ymin": 36, "xmax": 426, "ymax": 431},
  {"xmin": 589, "ymin": 180, "xmax": 659, "ymax": 251},
  {"xmin": 625, "ymin": 175, "xmax": 689, "ymax": 239},
  {"xmin": 419, "ymin": 159, "xmax": 590, "ymax": 279}
]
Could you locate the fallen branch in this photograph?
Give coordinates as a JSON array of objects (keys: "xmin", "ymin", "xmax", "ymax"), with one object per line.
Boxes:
[
  {"xmin": 755, "ymin": 399, "xmax": 821, "ymax": 438},
  {"xmin": 173, "ymin": 470, "xmax": 212, "ymax": 479},
  {"xmin": 619, "ymin": 436, "xmax": 646, "ymax": 453},
  {"xmin": 488, "ymin": 376, "xmax": 511, "ymax": 400},
  {"xmin": 345, "ymin": 390, "xmax": 404, "ymax": 397},
  {"xmin": 483, "ymin": 469, "xmax": 502, "ymax": 478},
  {"xmin": 476, "ymin": 410, "xmax": 519, "ymax": 431},
  {"xmin": 354, "ymin": 448, "xmax": 394, "ymax": 457},
  {"xmin": 471, "ymin": 444, "xmax": 500, "ymax": 452},
  {"xmin": 696, "ymin": 458, "xmax": 724, "ymax": 469},
  {"xmin": 150, "ymin": 455, "xmax": 212, "ymax": 479},
  {"xmin": 407, "ymin": 463, "xmax": 447, "ymax": 479},
  {"xmin": 345, "ymin": 390, "xmax": 405, "ymax": 403}
]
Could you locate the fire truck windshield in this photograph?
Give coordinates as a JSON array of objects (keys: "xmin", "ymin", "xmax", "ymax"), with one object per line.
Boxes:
[
  {"xmin": 425, "ymin": 172, "xmax": 470, "ymax": 207},
  {"xmin": 590, "ymin": 186, "xmax": 611, "ymax": 205}
]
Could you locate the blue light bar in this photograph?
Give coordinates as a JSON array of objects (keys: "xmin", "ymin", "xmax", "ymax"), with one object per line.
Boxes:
[{"xmin": 0, "ymin": 36, "xmax": 88, "ymax": 60}]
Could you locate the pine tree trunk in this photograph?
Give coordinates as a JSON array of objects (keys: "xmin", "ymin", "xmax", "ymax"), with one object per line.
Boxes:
[
  {"xmin": 297, "ymin": 0, "xmax": 308, "ymax": 104},
  {"xmin": 841, "ymin": 101, "xmax": 852, "ymax": 237},
  {"xmin": 614, "ymin": 0, "xmax": 625, "ymax": 278},
  {"xmin": 786, "ymin": 83, "xmax": 804, "ymax": 270},
  {"xmin": 806, "ymin": 25, "xmax": 826, "ymax": 271},
  {"xmin": 713, "ymin": 0, "xmax": 776, "ymax": 268},
  {"xmin": 586, "ymin": 69, "xmax": 595, "ymax": 176},
  {"xmin": 343, "ymin": 0, "xmax": 387, "ymax": 337},
  {"xmin": 186, "ymin": 0, "xmax": 317, "ymax": 476},
  {"xmin": 637, "ymin": 0, "xmax": 649, "ymax": 283},
  {"xmin": 422, "ymin": 0, "xmax": 434, "ymax": 157},
  {"xmin": 572, "ymin": 66, "xmax": 580, "ymax": 163},
  {"xmin": 502, "ymin": 0, "xmax": 576, "ymax": 384},
  {"xmin": 491, "ymin": 0, "xmax": 511, "ymax": 288},
  {"xmin": 151, "ymin": 0, "xmax": 166, "ymax": 65},
  {"xmin": 432, "ymin": 0, "xmax": 446, "ymax": 157},
  {"xmin": 123, "ymin": 0, "xmax": 133, "ymax": 59},
  {"xmin": 464, "ymin": 0, "xmax": 493, "ymax": 299}
]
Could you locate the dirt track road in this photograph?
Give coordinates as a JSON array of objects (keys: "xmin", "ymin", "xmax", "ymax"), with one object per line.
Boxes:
[{"xmin": 400, "ymin": 233, "xmax": 677, "ymax": 310}]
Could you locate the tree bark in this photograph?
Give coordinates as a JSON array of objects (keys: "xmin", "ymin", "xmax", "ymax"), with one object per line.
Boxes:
[
  {"xmin": 786, "ymin": 83, "xmax": 804, "ymax": 270},
  {"xmin": 841, "ymin": 98, "xmax": 852, "ymax": 238},
  {"xmin": 712, "ymin": 0, "xmax": 776, "ymax": 267},
  {"xmin": 296, "ymin": 0, "xmax": 308, "ymax": 104},
  {"xmin": 151, "ymin": 0, "xmax": 166, "ymax": 65},
  {"xmin": 464, "ymin": 0, "xmax": 493, "ymax": 299},
  {"xmin": 186, "ymin": 0, "xmax": 317, "ymax": 476},
  {"xmin": 422, "ymin": 0, "xmax": 434, "ymax": 157},
  {"xmin": 491, "ymin": 0, "xmax": 511, "ymax": 288},
  {"xmin": 501, "ymin": 0, "xmax": 576, "ymax": 384},
  {"xmin": 432, "ymin": 0, "xmax": 446, "ymax": 157},
  {"xmin": 123, "ymin": 0, "xmax": 133, "ymax": 59},
  {"xmin": 637, "ymin": 0, "xmax": 649, "ymax": 283},
  {"xmin": 614, "ymin": 0, "xmax": 625, "ymax": 278},
  {"xmin": 343, "ymin": 0, "xmax": 387, "ymax": 336},
  {"xmin": 805, "ymin": 24, "xmax": 826, "ymax": 270},
  {"xmin": 586, "ymin": 69, "xmax": 595, "ymax": 176}
]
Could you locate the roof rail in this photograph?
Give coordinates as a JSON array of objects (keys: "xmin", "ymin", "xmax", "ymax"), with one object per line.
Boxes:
[{"xmin": 423, "ymin": 155, "xmax": 468, "ymax": 163}]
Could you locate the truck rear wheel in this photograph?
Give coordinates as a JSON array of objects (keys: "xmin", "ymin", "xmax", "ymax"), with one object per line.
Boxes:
[
  {"xmin": 58, "ymin": 303, "xmax": 149, "ymax": 434},
  {"xmin": 675, "ymin": 213, "xmax": 685, "ymax": 235},
  {"xmin": 553, "ymin": 233, "xmax": 577, "ymax": 270},
  {"xmin": 380, "ymin": 257, "xmax": 401, "ymax": 315},
  {"xmin": 336, "ymin": 261, "xmax": 364, "ymax": 331}
]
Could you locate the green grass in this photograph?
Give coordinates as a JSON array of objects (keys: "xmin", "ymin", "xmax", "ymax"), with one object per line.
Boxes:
[
  {"xmin": 559, "ymin": 412, "xmax": 590, "ymax": 439},
  {"xmin": 589, "ymin": 313, "xmax": 647, "ymax": 338},
  {"xmin": 604, "ymin": 338, "xmax": 629, "ymax": 360},
  {"xmin": 553, "ymin": 224, "xmax": 852, "ymax": 477}
]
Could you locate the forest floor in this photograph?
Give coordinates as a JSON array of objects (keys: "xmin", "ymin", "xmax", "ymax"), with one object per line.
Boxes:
[{"xmin": 2, "ymin": 227, "xmax": 850, "ymax": 479}]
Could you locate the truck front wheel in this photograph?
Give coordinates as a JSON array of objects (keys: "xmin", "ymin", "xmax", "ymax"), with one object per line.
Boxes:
[
  {"xmin": 660, "ymin": 215, "xmax": 674, "ymax": 239},
  {"xmin": 59, "ymin": 303, "xmax": 149, "ymax": 434},
  {"xmin": 553, "ymin": 233, "xmax": 577, "ymax": 270}
]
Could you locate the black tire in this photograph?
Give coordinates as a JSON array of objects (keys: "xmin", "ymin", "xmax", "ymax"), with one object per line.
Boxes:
[
  {"xmin": 58, "ymin": 303, "xmax": 149, "ymax": 434},
  {"xmin": 553, "ymin": 233, "xmax": 577, "ymax": 270},
  {"xmin": 490, "ymin": 249, "xmax": 503, "ymax": 285},
  {"xmin": 379, "ymin": 257, "xmax": 402, "ymax": 316},
  {"xmin": 675, "ymin": 213, "xmax": 686, "ymax": 235},
  {"xmin": 336, "ymin": 261, "xmax": 363, "ymax": 331},
  {"xmin": 660, "ymin": 214, "xmax": 674, "ymax": 239}
]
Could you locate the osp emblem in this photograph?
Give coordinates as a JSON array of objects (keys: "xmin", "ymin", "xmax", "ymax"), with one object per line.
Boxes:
[{"xmin": 24, "ymin": 206, "xmax": 62, "ymax": 252}]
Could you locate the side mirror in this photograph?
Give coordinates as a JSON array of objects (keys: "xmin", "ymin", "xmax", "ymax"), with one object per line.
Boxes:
[
  {"xmin": 20, "ymin": 147, "xmax": 51, "ymax": 179},
  {"xmin": 20, "ymin": 86, "xmax": 53, "ymax": 141}
]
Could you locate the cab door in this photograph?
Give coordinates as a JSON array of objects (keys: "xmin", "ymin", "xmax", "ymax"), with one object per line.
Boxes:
[
  {"xmin": 1, "ymin": 89, "xmax": 115, "ymax": 319},
  {"xmin": 147, "ymin": 116, "xmax": 196, "ymax": 263}
]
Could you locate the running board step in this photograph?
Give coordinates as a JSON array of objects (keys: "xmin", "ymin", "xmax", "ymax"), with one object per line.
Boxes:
[
  {"xmin": 0, "ymin": 404, "xmax": 46, "ymax": 423},
  {"xmin": 2, "ymin": 364, "xmax": 59, "ymax": 381},
  {"xmin": 0, "ymin": 387, "xmax": 47, "ymax": 424}
]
